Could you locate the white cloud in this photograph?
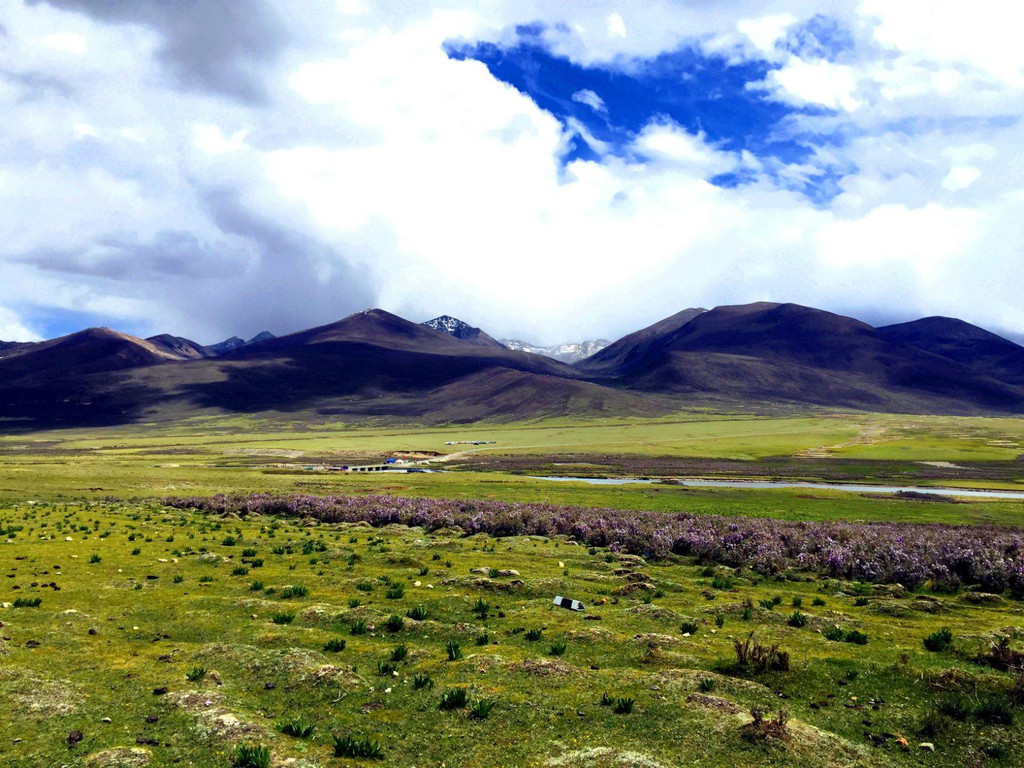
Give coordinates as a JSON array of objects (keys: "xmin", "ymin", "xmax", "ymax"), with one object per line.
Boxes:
[
  {"xmin": 43, "ymin": 32, "xmax": 86, "ymax": 54},
  {"xmin": 571, "ymin": 88, "xmax": 607, "ymax": 114},
  {"xmin": 1, "ymin": 0, "xmax": 1024, "ymax": 346},
  {"xmin": 737, "ymin": 13, "xmax": 796, "ymax": 53},
  {"xmin": 606, "ymin": 13, "xmax": 626, "ymax": 38},
  {"xmin": 763, "ymin": 58, "xmax": 861, "ymax": 111}
]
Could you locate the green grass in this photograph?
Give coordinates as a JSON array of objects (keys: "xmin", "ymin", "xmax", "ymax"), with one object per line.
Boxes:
[
  {"xmin": 3, "ymin": 500, "xmax": 1024, "ymax": 766},
  {"xmin": 2, "ymin": 413, "xmax": 1024, "ymax": 765}
]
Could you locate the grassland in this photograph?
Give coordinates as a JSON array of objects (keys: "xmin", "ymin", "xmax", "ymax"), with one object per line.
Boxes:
[
  {"xmin": 4, "ymin": 500, "xmax": 1024, "ymax": 768},
  {"xmin": 2, "ymin": 411, "xmax": 1023, "ymax": 767}
]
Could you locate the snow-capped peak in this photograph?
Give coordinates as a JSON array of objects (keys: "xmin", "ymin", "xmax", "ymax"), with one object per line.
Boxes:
[{"xmin": 501, "ymin": 339, "xmax": 611, "ymax": 364}]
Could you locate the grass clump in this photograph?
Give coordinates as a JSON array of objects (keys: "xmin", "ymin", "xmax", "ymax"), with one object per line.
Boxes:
[
  {"xmin": 525, "ymin": 628, "xmax": 543, "ymax": 642},
  {"xmin": 232, "ymin": 744, "xmax": 270, "ymax": 768},
  {"xmin": 413, "ymin": 673, "xmax": 434, "ymax": 690},
  {"xmin": 276, "ymin": 717, "xmax": 315, "ymax": 739},
  {"xmin": 469, "ymin": 698, "xmax": 496, "ymax": 719},
  {"xmin": 788, "ymin": 611, "xmax": 807, "ymax": 628},
  {"xmin": 332, "ymin": 734, "xmax": 383, "ymax": 760},
  {"xmin": 13, "ymin": 597, "xmax": 41, "ymax": 608},
  {"xmin": 390, "ymin": 644, "xmax": 408, "ymax": 662},
  {"xmin": 271, "ymin": 612, "xmax": 295, "ymax": 625},
  {"xmin": 613, "ymin": 697, "xmax": 635, "ymax": 714},
  {"xmin": 324, "ymin": 638, "xmax": 346, "ymax": 653},
  {"xmin": 924, "ymin": 627, "xmax": 954, "ymax": 652},
  {"xmin": 732, "ymin": 633, "xmax": 790, "ymax": 673},
  {"xmin": 698, "ymin": 677, "xmax": 716, "ymax": 692},
  {"xmin": 249, "ymin": 580, "xmax": 264, "ymax": 592},
  {"xmin": 439, "ymin": 687, "xmax": 469, "ymax": 710},
  {"xmin": 280, "ymin": 584, "xmax": 308, "ymax": 599},
  {"xmin": 377, "ymin": 660, "xmax": 397, "ymax": 676},
  {"xmin": 185, "ymin": 666, "xmax": 207, "ymax": 682},
  {"xmin": 548, "ymin": 640, "xmax": 567, "ymax": 656},
  {"xmin": 680, "ymin": 620, "xmax": 699, "ymax": 635},
  {"xmin": 406, "ymin": 605, "xmax": 429, "ymax": 621},
  {"xmin": 350, "ymin": 619, "xmax": 367, "ymax": 635},
  {"xmin": 385, "ymin": 584, "xmax": 405, "ymax": 599},
  {"xmin": 446, "ymin": 640, "xmax": 463, "ymax": 661}
]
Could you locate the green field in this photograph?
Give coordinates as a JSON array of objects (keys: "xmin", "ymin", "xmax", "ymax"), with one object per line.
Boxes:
[{"xmin": 2, "ymin": 411, "xmax": 1024, "ymax": 767}]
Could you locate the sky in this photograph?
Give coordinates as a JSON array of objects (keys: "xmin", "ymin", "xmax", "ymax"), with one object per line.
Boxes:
[{"xmin": 2, "ymin": 1, "xmax": 1024, "ymax": 346}]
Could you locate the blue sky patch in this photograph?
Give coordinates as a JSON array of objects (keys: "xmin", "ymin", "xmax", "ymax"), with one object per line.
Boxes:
[{"xmin": 447, "ymin": 26, "xmax": 848, "ymax": 202}]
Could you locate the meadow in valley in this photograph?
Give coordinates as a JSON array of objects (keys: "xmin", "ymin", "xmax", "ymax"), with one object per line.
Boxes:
[{"xmin": 2, "ymin": 412, "xmax": 1024, "ymax": 767}]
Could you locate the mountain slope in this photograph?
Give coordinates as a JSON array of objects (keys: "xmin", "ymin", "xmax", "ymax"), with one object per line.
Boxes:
[
  {"xmin": 575, "ymin": 308, "xmax": 706, "ymax": 375},
  {"xmin": 584, "ymin": 303, "xmax": 1024, "ymax": 413},
  {"xmin": 146, "ymin": 334, "xmax": 211, "ymax": 360},
  {"xmin": 878, "ymin": 316, "xmax": 1024, "ymax": 386},
  {"xmin": 0, "ymin": 327, "xmax": 176, "ymax": 384},
  {"xmin": 422, "ymin": 316, "xmax": 506, "ymax": 349},
  {"xmin": 501, "ymin": 339, "xmax": 610, "ymax": 364},
  {"xmin": 207, "ymin": 332, "xmax": 276, "ymax": 356}
]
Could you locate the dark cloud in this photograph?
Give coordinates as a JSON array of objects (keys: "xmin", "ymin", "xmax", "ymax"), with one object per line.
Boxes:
[
  {"xmin": 29, "ymin": 0, "xmax": 288, "ymax": 102},
  {"xmin": 21, "ymin": 230, "xmax": 246, "ymax": 280},
  {"xmin": 0, "ymin": 68, "xmax": 76, "ymax": 101},
  {"xmin": 178, "ymin": 186, "xmax": 381, "ymax": 341}
]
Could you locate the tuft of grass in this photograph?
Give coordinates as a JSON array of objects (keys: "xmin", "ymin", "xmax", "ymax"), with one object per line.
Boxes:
[
  {"xmin": 280, "ymin": 584, "xmax": 308, "ymax": 599},
  {"xmin": 348, "ymin": 598, "xmax": 361, "ymax": 609},
  {"xmin": 924, "ymin": 627, "xmax": 954, "ymax": 652},
  {"xmin": 332, "ymin": 734, "xmax": 383, "ymax": 759},
  {"xmin": 446, "ymin": 640, "xmax": 463, "ymax": 661},
  {"xmin": 525, "ymin": 628, "xmax": 543, "ymax": 642},
  {"xmin": 680, "ymin": 620, "xmax": 699, "ymax": 635},
  {"xmin": 439, "ymin": 687, "xmax": 468, "ymax": 710},
  {"xmin": 385, "ymin": 584, "xmax": 406, "ymax": 599},
  {"xmin": 232, "ymin": 566, "xmax": 249, "ymax": 576},
  {"xmin": 89, "ymin": 553, "xmax": 101, "ymax": 563},
  {"xmin": 469, "ymin": 698, "xmax": 496, "ymax": 719},
  {"xmin": 324, "ymin": 638, "xmax": 346, "ymax": 653},
  {"xmin": 232, "ymin": 743, "xmax": 270, "ymax": 768},
  {"xmin": 377, "ymin": 660, "xmax": 397, "ymax": 676},
  {"xmin": 173, "ymin": 574, "xmax": 184, "ymax": 584},
  {"xmin": 413, "ymin": 673, "xmax": 434, "ymax": 690},
  {"xmin": 276, "ymin": 717, "xmax": 315, "ymax": 739},
  {"xmin": 698, "ymin": 677, "xmax": 715, "ymax": 692},
  {"xmin": 350, "ymin": 619, "xmax": 367, "ymax": 635},
  {"xmin": 271, "ymin": 612, "xmax": 295, "ymax": 625},
  {"xmin": 600, "ymin": 692, "xmax": 614, "ymax": 706},
  {"xmin": 613, "ymin": 697, "xmax": 635, "ymax": 714},
  {"xmin": 475, "ymin": 633, "xmax": 489, "ymax": 646},
  {"xmin": 13, "ymin": 597, "xmax": 41, "ymax": 608},
  {"xmin": 548, "ymin": 640, "xmax": 567, "ymax": 656},
  {"xmin": 788, "ymin": 611, "xmax": 807, "ymax": 628},
  {"xmin": 824, "ymin": 626, "xmax": 845, "ymax": 642},
  {"xmin": 185, "ymin": 666, "xmax": 207, "ymax": 682},
  {"xmin": 406, "ymin": 605, "xmax": 429, "ymax": 621},
  {"xmin": 472, "ymin": 598, "xmax": 489, "ymax": 618},
  {"xmin": 844, "ymin": 629, "xmax": 869, "ymax": 645},
  {"xmin": 390, "ymin": 644, "xmax": 408, "ymax": 662},
  {"xmin": 248, "ymin": 580, "xmax": 264, "ymax": 592},
  {"xmin": 385, "ymin": 615, "xmax": 405, "ymax": 632},
  {"xmin": 812, "ymin": 597, "xmax": 827, "ymax": 607}
]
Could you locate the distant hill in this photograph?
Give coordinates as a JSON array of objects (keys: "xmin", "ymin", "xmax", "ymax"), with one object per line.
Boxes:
[
  {"xmin": 146, "ymin": 334, "xmax": 211, "ymax": 360},
  {"xmin": 576, "ymin": 308, "xmax": 706, "ymax": 375},
  {"xmin": 878, "ymin": 316, "xmax": 1024, "ymax": 386},
  {"xmin": 422, "ymin": 316, "xmax": 506, "ymax": 349},
  {"xmin": 501, "ymin": 339, "xmax": 610, "ymax": 364},
  {"xmin": 2, "ymin": 303, "xmax": 1024, "ymax": 428},
  {"xmin": 207, "ymin": 331, "xmax": 276, "ymax": 356},
  {"xmin": 580, "ymin": 303, "xmax": 1024, "ymax": 412}
]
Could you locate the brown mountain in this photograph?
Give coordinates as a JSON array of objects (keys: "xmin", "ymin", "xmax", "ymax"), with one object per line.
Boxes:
[
  {"xmin": 878, "ymin": 316, "xmax": 1024, "ymax": 386},
  {"xmin": 146, "ymin": 334, "xmax": 212, "ymax": 360},
  {"xmin": 576, "ymin": 307, "xmax": 706, "ymax": 375},
  {"xmin": 422, "ymin": 315, "xmax": 507, "ymax": 349},
  {"xmin": 580, "ymin": 302, "xmax": 1024, "ymax": 413}
]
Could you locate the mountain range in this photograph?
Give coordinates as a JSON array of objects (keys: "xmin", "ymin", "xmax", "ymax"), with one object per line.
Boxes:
[
  {"xmin": 3, "ymin": 302, "xmax": 1024, "ymax": 428},
  {"xmin": 500, "ymin": 338, "xmax": 610, "ymax": 364}
]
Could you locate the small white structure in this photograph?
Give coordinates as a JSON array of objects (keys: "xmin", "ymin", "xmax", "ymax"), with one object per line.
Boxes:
[{"xmin": 553, "ymin": 595, "xmax": 585, "ymax": 612}]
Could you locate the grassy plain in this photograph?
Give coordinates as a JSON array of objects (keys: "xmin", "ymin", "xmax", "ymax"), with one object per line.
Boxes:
[
  {"xmin": 3, "ymin": 500, "xmax": 1024, "ymax": 768},
  {"xmin": 2, "ymin": 411, "xmax": 1024, "ymax": 767}
]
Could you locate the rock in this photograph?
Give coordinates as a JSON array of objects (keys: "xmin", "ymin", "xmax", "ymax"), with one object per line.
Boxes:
[
  {"xmin": 152, "ymin": 687, "xmax": 167, "ymax": 696},
  {"xmin": 101, "ymin": 717, "xmax": 112, "ymax": 723},
  {"xmin": 86, "ymin": 747, "xmax": 151, "ymax": 767},
  {"xmin": 68, "ymin": 730, "xmax": 84, "ymax": 748},
  {"xmin": 919, "ymin": 742, "xmax": 935, "ymax": 752}
]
